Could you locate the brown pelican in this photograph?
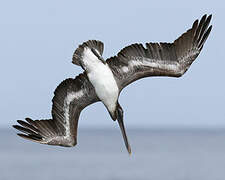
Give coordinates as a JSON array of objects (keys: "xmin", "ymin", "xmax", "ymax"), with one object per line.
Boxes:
[{"xmin": 13, "ymin": 14, "xmax": 212, "ymax": 154}]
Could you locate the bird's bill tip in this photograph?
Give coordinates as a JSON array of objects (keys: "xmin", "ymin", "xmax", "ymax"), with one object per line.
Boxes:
[{"xmin": 128, "ymin": 147, "xmax": 132, "ymax": 156}]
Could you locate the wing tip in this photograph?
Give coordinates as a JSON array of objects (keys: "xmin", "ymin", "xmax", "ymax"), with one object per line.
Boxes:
[
  {"xmin": 13, "ymin": 119, "xmax": 44, "ymax": 142},
  {"xmin": 196, "ymin": 14, "xmax": 213, "ymax": 49},
  {"xmin": 17, "ymin": 133, "xmax": 42, "ymax": 143}
]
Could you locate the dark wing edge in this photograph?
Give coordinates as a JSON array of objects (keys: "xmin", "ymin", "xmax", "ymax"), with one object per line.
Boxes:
[
  {"xmin": 13, "ymin": 73, "xmax": 99, "ymax": 147},
  {"xmin": 72, "ymin": 40, "xmax": 104, "ymax": 66},
  {"xmin": 106, "ymin": 14, "xmax": 212, "ymax": 91}
]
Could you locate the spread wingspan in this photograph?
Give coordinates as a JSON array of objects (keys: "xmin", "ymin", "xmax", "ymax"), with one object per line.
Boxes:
[
  {"xmin": 13, "ymin": 73, "xmax": 99, "ymax": 147},
  {"xmin": 107, "ymin": 14, "xmax": 212, "ymax": 91},
  {"xmin": 13, "ymin": 14, "xmax": 213, "ymax": 154}
]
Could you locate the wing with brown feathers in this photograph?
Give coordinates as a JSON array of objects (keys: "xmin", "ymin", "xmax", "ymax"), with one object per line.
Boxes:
[
  {"xmin": 107, "ymin": 14, "xmax": 212, "ymax": 91},
  {"xmin": 13, "ymin": 73, "xmax": 99, "ymax": 147}
]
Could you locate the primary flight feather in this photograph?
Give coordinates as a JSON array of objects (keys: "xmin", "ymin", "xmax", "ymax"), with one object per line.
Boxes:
[{"xmin": 13, "ymin": 14, "xmax": 212, "ymax": 154}]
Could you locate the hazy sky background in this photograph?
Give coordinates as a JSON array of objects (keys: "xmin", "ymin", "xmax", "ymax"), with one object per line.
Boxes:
[{"xmin": 0, "ymin": 0, "xmax": 224, "ymax": 129}]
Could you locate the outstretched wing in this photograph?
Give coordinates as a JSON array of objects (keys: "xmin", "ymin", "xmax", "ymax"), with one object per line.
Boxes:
[
  {"xmin": 13, "ymin": 73, "xmax": 99, "ymax": 147},
  {"xmin": 107, "ymin": 14, "xmax": 212, "ymax": 91}
]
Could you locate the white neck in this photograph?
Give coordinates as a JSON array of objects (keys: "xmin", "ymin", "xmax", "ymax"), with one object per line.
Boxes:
[{"xmin": 82, "ymin": 47, "xmax": 119, "ymax": 115}]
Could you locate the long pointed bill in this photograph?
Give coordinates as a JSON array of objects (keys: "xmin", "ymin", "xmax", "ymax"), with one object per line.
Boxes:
[{"xmin": 117, "ymin": 111, "xmax": 131, "ymax": 155}]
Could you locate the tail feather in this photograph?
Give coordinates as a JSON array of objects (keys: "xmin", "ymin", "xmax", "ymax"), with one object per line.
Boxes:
[{"xmin": 72, "ymin": 40, "xmax": 104, "ymax": 66}]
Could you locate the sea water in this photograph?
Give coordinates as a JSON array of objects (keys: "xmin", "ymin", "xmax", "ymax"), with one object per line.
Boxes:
[{"xmin": 1, "ymin": 128, "xmax": 225, "ymax": 180}]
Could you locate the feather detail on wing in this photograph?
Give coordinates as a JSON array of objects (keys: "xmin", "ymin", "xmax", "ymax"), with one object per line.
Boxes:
[
  {"xmin": 13, "ymin": 73, "xmax": 99, "ymax": 147},
  {"xmin": 72, "ymin": 40, "xmax": 104, "ymax": 66},
  {"xmin": 106, "ymin": 14, "xmax": 212, "ymax": 91}
]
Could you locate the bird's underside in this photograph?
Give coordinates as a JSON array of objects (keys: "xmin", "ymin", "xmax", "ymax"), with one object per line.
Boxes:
[{"xmin": 13, "ymin": 14, "xmax": 212, "ymax": 154}]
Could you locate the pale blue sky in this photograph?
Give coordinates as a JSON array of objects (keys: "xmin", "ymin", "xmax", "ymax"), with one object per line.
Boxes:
[{"xmin": 0, "ymin": 0, "xmax": 224, "ymax": 128}]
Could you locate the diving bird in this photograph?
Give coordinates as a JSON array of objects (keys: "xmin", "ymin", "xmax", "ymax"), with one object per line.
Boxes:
[{"xmin": 13, "ymin": 14, "xmax": 212, "ymax": 154}]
